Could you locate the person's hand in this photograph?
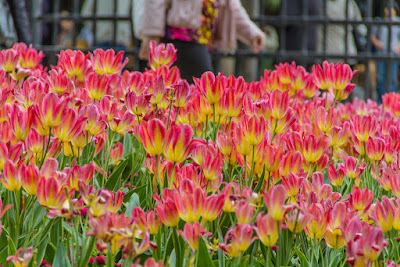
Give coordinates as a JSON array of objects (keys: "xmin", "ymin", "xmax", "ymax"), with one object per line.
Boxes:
[
  {"xmin": 139, "ymin": 36, "xmax": 161, "ymax": 60},
  {"xmin": 251, "ymin": 33, "xmax": 266, "ymax": 54}
]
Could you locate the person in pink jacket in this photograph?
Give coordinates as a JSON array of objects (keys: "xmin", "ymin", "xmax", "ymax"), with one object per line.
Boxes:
[{"xmin": 138, "ymin": 0, "xmax": 266, "ymax": 82}]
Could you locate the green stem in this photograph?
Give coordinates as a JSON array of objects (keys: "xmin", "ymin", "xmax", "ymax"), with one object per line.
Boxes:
[
  {"xmin": 174, "ymin": 107, "xmax": 180, "ymax": 124},
  {"xmin": 227, "ymin": 117, "xmax": 232, "ymax": 133},
  {"xmin": 204, "ymin": 117, "xmax": 209, "ymax": 139},
  {"xmin": 242, "ymin": 155, "xmax": 246, "ymax": 190},
  {"xmin": 212, "ymin": 104, "xmax": 216, "ymax": 141},
  {"xmin": 39, "ymin": 128, "xmax": 52, "ymax": 168},
  {"xmin": 270, "ymin": 120, "xmax": 278, "ymax": 144},
  {"xmin": 266, "ymin": 171, "xmax": 270, "ymax": 190},
  {"xmin": 324, "ymin": 92, "xmax": 328, "ymax": 109},
  {"xmin": 170, "ymin": 162, "xmax": 177, "ymax": 189},
  {"xmin": 333, "ymin": 90, "xmax": 339, "ymax": 109},
  {"xmin": 249, "ymin": 145, "xmax": 256, "ymax": 188},
  {"xmin": 156, "ymin": 154, "xmax": 163, "ymax": 195},
  {"xmin": 107, "ymin": 243, "xmax": 114, "ymax": 267},
  {"xmin": 52, "ymin": 142, "xmax": 62, "ymax": 159},
  {"xmin": 166, "ymin": 98, "xmax": 173, "ymax": 129},
  {"xmin": 172, "ymin": 227, "xmax": 182, "ymax": 267}
]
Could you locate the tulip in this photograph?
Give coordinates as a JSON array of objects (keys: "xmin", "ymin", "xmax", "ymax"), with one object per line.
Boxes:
[
  {"xmin": 91, "ymin": 48, "xmax": 128, "ymax": 75},
  {"xmin": 19, "ymin": 46, "xmax": 44, "ymax": 68},
  {"xmin": 53, "ymin": 108, "xmax": 86, "ymax": 142},
  {"xmin": 65, "ymin": 162, "xmax": 95, "ymax": 191},
  {"xmin": 330, "ymin": 62, "xmax": 357, "ymax": 91},
  {"xmin": 316, "ymin": 106, "xmax": 337, "ymax": 133},
  {"xmin": 221, "ymin": 87, "xmax": 243, "ymax": 118},
  {"xmin": 372, "ymin": 195, "xmax": 394, "ymax": 233},
  {"xmin": 0, "ymin": 49, "xmax": 19, "ymax": 72},
  {"xmin": 47, "ymin": 69, "xmax": 71, "ymax": 94},
  {"xmin": 155, "ymin": 200, "xmax": 180, "ymax": 227},
  {"xmin": 263, "ymin": 143, "xmax": 283, "ymax": 173},
  {"xmin": 325, "ymin": 229, "xmax": 346, "ymax": 249},
  {"xmin": 256, "ymin": 213, "xmax": 279, "ymax": 247},
  {"xmin": 241, "ymin": 114, "xmax": 266, "ymax": 146},
  {"xmin": 349, "ymin": 186, "xmax": 373, "ymax": 212},
  {"xmin": 275, "ymin": 62, "xmax": 291, "ymax": 84},
  {"xmin": 327, "ymin": 164, "xmax": 346, "ymax": 187},
  {"xmin": 79, "ymin": 104, "xmax": 107, "ymax": 135},
  {"xmin": 177, "ymin": 222, "xmax": 209, "ymax": 251},
  {"xmin": 194, "ymin": 71, "xmax": 224, "ymax": 105},
  {"xmin": 57, "ymin": 49, "xmax": 89, "ymax": 81},
  {"xmin": 328, "ymin": 122, "xmax": 350, "ymax": 148},
  {"xmin": 202, "ymin": 194, "xmax": 224, "ymax": 221},
  {"xmin": 174, "ymin": 187, "xmax": 204, "ymax": 223},
  {"xmin": 269, "ymin": 107, "xmax": 296, "ymax": 135},
  {"xmin": 302, "ymin": 76, "xmax": 320, "ymax": 98},
  {"xmin": 6, "ymin": 247, "xmax": 34, "ymax": 267},
  {"xmin": 343, "ymin": 156, "xmax": 365, "ymax": 180},
  {"xmin": 22, "ymin": 164, "xmax": 40, "ymax": 196},
  {"xmin": 164, "ymin": 123, "xmax": 205, "ymax": 164},
  {"xmin": 233, "ymin": 125, "xmax": 252, "ymax": 156},
  {"xmin": 269, "ymin": 89, "xmax": 290, "ymax": 120},
  {"xmin": 85, "ymin": 72, "xmax": 111, "ymax": 100},
  {"xmin": 263, "ymin": 185, "xmax": 287, "ymax": 221},
  {"xmin": 37, "ymin": 177, "xmax": 68, "ymax": 210},
  {"xmin": 216, "ymin": 132, "xmax": 233, "ymax": 156},
  {"xmin": 302, "ymin": 134, "xmax": 330, "ymax": 163},
  {"xmin": 157, "ymin": 65, "xmax": 180, "ymax": 87},
  {"xmin": 286, "ymin": 208, "xmax": 310, "ymax": 233},
  {"xmin": 202, "ymin": 150, "xmax": 223, "ymax": 181},
  {"xmin": 109, "ymin": 111, "xmax": 135, "ymax": 135},
  {"xmin": 139, "ymin": 119, "xmax": 167, "ymax": 156},
  {"xmin": 235, "ymin": 200, "xmax": 254, "ymax": 224},
  {"xmin": 282, "ymin": 172, "xmax": 303, "ymax": 198},
  {"xmin": 280, "ymin": 151, "xmax": 303, "ymax": 177},
  {"xmin": 365, "ymin": 136, "xmax": 386, "ymax": 162},
  {"xmin": 148, "ymin": 41, "xmax": 177, "ymax": 70},
  {"xmin": 306, "ymin": 203, "xmax": 329, "ymax": 240},
  {"xmin": 359, "ymin": 226, "xmax": 387, "ymax": 262},
  {"xmin": 312, "ymin": 61, "xmax": 333, "ymax": 90},
  {"xmin": 9, "ymin": 104, "xmax": 33, "ymax": 141},
  {"xmin": 351, "ymin": 114, "xmax": 377, "ymax": 142},
  {"xmin": 39, "ymin": 93, "xmax": 70, "ymax": 128},
  {"xmin": 149, "ymin": 76, "xmax": 167, "ymax": 106},
  {"xmin": 219, "ymin": 224, "xmax": 255, "ymax": 257},
  {"xmin": 0, "ymin": 160, "xmax": 23, "ymax": 191},
  {"xmin": 174, "ymin": 80, "xmax": 194, "ymax": 108}
]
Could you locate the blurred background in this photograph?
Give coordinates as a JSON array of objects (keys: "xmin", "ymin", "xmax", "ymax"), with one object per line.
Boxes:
[{"xmin": 1, "ymin": 0, "xmax": 400, "ymax": 102}]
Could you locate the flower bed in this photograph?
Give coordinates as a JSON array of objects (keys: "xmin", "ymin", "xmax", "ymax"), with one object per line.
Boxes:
[{"xmin": 0, "ymin": 41, "xmax": 399, "ymax": 266}]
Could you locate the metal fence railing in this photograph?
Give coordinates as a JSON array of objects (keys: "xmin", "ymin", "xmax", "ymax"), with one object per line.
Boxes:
[{"xmin": 25, "ymin": 0, "xmax": 400, "ymax": 101}]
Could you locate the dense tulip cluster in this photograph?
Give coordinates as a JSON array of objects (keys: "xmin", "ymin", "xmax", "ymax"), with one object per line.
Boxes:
[{"xmin": 0, "ymin": 41, "xmax": 400, "ymax": 266}]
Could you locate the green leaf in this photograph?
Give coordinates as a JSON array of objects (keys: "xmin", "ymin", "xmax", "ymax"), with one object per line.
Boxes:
[
  {"xmin": 196, "ymin": 237, "xmax": 214, "ymax": 267},
  {"xmin": 168, "ymin": 249, "xmax": 176, "ymax": 267},
  {"xmin": 294, "ymin": 247, "xmax": 309, "ymax": 267},
  {"xmin": 78, "ymin": 236, "xmax": 96, "ymax": 267},
  {"xmin": 125, "ymin": 193, "xmax": 140, "ymax": 217},
  {"xmin": 35, "ymin": 236, "xmax": 49, "ymax": 267},
  {"xmin": 254, "ymin": 166, "xmax": 266, "ymax": 193},
  {"xmin": 104, "ymin": 155, "xmax": 130, "ymax": 191},
  {"xmin": 328, "ymin": 252, "xmax": 343, "ymax": 267},
  {"xmin": 53, "ymin": 240, "xmax": 71, "ymax": 267},
  {"xmin": 123, "ymin": 134, "xmax": 132, "ymax": 157}
]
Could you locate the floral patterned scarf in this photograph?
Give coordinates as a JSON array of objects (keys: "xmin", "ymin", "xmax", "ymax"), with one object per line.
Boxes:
[{"xmin": 165, "ymin": 0, "xmax": 220, "ymax": 46}]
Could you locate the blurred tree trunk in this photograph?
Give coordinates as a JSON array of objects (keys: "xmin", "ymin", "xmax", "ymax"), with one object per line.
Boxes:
[{"xmin": 6, "ymin": 0, "xmax": 32, "ymax": 44}]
